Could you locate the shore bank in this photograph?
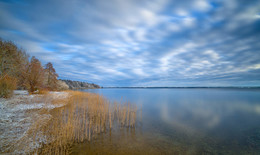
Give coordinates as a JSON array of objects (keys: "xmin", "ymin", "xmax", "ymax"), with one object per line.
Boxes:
[
  {"xmin": 0, "ymin": 90, "xmax": 137, "ymax": 154},
  {"xmin": 0, "ymin": 91, "xmax": 69, "ymax": 154}
]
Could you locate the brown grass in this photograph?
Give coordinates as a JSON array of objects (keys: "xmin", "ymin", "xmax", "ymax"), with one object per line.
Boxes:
[
  {"xmin": 38, "ymin": 89, "xmax": 50, "ymax": 95},
  {"xmin": 20, "ymin": 91, "xmax": 138, "ymax": 154}
]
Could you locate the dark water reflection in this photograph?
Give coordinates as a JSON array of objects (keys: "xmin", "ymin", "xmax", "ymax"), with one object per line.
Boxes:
[{"xmin": 72, "ymin": 88, "xmax": 260, "ymax": 154}]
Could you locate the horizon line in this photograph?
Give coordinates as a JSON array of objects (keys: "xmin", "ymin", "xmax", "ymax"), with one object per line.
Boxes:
[{"xmin": 101, "ymin": 86, "xmax": 260, "ymax": 88}]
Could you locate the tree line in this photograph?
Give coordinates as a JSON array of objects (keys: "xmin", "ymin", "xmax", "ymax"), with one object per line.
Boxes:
[{"xmin": 0, "ymin": 39, "xmax": 66, "ymax": 98}]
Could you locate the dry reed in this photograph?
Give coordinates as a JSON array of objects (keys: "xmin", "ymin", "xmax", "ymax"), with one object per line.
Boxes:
[{"xmin": 22, "ymin": 91, "xmax": 138, "ymax": 154}]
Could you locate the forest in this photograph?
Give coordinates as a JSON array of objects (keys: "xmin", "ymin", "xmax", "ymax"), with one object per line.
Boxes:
[{"xmin": 0, "ymin": 39, "xmax": 68, "ymax": 98}]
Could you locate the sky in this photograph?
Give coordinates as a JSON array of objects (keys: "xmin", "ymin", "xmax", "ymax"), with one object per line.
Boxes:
[{"xmin": 0, "ymin": 0, "xmax": 260, "ymax": 87}]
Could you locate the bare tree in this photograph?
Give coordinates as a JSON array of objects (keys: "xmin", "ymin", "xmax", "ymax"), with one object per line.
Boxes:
[
  {"xmin": 45, "ymin": 62, "xmax": 58, "ymax": 90},
  {"xmin": 24, "ymin": 56, "xmax": 45, "ymax": 92},
  {"xmin": 0, "ymin": 39, "xmax": 28, "ymax": 88}
]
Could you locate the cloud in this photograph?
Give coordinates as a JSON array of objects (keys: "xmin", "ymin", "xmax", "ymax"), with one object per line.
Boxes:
[
  {"xmin": 0, "ymin": 0, "xmax": 260, "ymax": 86},
  {"xmin": 193, "ymin": 0, "xmax": 211, "ymax": 11}
]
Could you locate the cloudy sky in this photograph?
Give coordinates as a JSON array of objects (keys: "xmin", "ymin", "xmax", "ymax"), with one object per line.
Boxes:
[{"xmin": 0, "ymin": 0, "xmax": 260, "ymax": 87}]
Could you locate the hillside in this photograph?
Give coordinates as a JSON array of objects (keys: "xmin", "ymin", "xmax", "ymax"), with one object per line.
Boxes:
[{"xmin": 61, "ymin": 80, "xmax": 101, "ymax": 89}]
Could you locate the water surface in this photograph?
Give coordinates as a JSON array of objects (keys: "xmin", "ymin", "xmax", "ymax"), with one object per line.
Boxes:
[{"xmin": 71, "ymin": 88, "xmax": 260, "ymax": 154}]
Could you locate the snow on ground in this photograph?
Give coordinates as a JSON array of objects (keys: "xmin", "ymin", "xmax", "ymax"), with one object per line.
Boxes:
[
  {"xmin": 13, "ymin": 90, "xmax": 29, "ymax": 95},
  {"xmin": 0, "ymin": 91, "xmax": 69, "ymax": 154}
]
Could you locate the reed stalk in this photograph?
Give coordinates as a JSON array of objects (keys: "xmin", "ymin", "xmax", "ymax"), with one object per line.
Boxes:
[{"xmin": 20, "ymin": 91, "xmax": 139, "ymax": 154}]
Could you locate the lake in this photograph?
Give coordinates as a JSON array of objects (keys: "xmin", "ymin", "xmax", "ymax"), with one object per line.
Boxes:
[{"xmin": 71, "ymin": 88, "xmax": 260, "ymax": 155}]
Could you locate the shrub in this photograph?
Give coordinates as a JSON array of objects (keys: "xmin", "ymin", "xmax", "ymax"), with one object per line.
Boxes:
[
  {"xmin": 38, "ymin": 89, "xmax": 49, "ymax": 95},
  {"xmin": 0, "ymin": 74, "xmax": 17, "ymax": 98}
]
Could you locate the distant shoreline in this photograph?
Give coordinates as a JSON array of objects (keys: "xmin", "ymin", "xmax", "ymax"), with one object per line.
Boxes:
[{"xmin": 101, "ymin": 87, "xmax": 260, "ymax": 89}]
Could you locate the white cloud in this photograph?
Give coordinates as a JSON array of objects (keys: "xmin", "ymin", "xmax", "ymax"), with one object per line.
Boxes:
[
  {"xmin": 204, "ymin": 50, "xmax": 220, "ymax": 60},
  {"xmin": 166, "ymin": 23, "xmax": 181, "ymax": 32},
  {"xmin": 254, "ymin": 14, "xmax": 260, "ymax": 19},
  {"xmin": 135, "ymin": 28, "xmax": 147, "ymax": 41},
  {"xmin": 182, "ymin": 17, "xmax": 196, "ymax": 27},
  {"xmin": 132, "ymin": 68, "xmax": 148, "ymax": 77},
  {"xmin": 1, "ymin": 0, "xmax": 260, "ymax": 86},
  {"xmin": 236, "ymin": 63, "xmax": 260, "ymax": 72},
  {"xmin": 175, "ymin": 9, "xmax": 189, "ymax": 16},
  {"xmin": 96, "ymin": 66, "xmax": 130, "ymax": 78},
  {"xmin": 140, "ymin": 9, "xmax": 158, "ymax": 27},
  {"xmin": 57, "ymin": 43, "xmax": 84, "ymax": 53},
  {"xmin": 159, "ymin": 42, "xmax": 197, "ymax": 72},
  {"xmin": 193, "ymin": 0, "xmax": 211, "ymax": 12}
]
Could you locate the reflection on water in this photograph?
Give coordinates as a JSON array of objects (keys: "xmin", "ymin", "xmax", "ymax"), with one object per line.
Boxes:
[{"xmin": 71, "ymin": 88, "xmax": 260, "ymax": 154}]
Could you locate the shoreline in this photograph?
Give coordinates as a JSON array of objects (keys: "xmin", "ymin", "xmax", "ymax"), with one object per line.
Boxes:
[
  {"xmin": 0, "ymin": 91, "xmax": 69, "ymax": 154},
  {"xmin": 0, "ymin": 90, "xmax": 137, "ymax": 154}
]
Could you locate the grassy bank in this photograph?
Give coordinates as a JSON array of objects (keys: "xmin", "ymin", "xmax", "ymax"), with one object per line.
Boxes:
[{"xmin": 4, "ymin": 91, "xmax": 137, "ymax": 154}]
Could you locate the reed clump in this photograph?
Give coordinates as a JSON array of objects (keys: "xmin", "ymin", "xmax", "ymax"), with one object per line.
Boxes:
[{"xmin": 26, "ymin": 91, "xmax": 138, "ymax": 154}]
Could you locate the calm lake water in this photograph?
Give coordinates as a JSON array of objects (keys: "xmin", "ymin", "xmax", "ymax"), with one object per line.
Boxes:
[{"xmin": 71, "ymin": 88, "xmax": 260, "ymax": 155}]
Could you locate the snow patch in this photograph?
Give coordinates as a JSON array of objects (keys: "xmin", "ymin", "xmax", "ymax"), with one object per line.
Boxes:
[
  {"xmin": 13, "ymin": 90, "xmax": 29, "ymax": 95},
  {"xmin": 0, "ymin": 91, "xmax": 69, "ymax": 154},
  {"xmin": 14, "ymin": 103, "xmax": 64, "ymax": 111}
]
